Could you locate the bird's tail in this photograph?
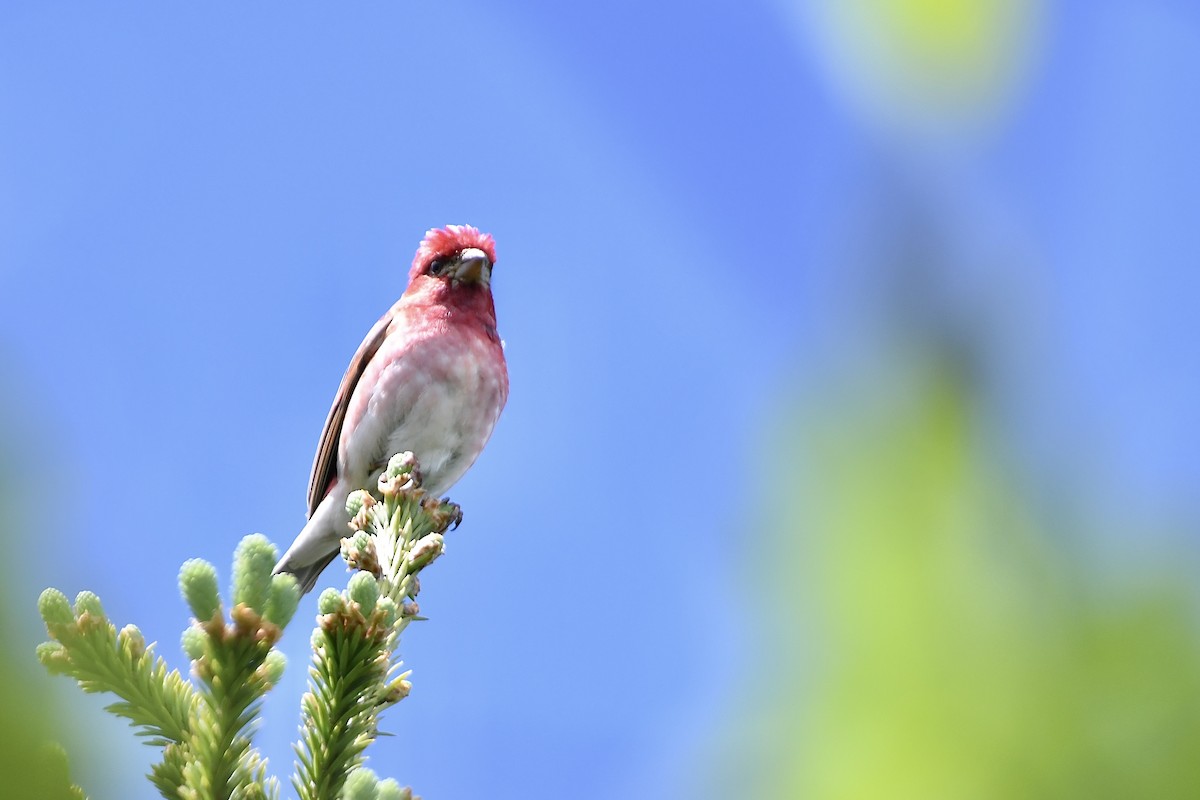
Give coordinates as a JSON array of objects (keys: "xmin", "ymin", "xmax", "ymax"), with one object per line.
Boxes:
[
  {"xmin": 275, "ymin": 549, "xmax": 341, "ymax": 595},
  {"xmin": 273, "ymin": 481, "xmax": 350, "ymax": 594}
]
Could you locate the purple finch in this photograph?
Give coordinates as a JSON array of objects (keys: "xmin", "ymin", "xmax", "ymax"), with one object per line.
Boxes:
[{"xmin": 274, "ymin": 225, "xmax": 509, "ymax": 593}]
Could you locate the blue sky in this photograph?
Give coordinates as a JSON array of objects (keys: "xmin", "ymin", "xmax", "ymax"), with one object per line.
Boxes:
[{"xmin": 3, "ymin": 2, "xmax": 1199, "ymax": 798}]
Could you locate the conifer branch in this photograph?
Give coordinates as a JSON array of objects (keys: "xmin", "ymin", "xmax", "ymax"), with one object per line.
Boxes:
[{"xmin": 36, "ymin": 453, "xmax": 450, "ymax": 800}]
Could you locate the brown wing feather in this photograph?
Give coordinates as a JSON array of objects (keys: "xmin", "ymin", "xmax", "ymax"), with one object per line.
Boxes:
[{"xmin": 306, "ymin": 309, "xmax": 397, "ymax": 517}]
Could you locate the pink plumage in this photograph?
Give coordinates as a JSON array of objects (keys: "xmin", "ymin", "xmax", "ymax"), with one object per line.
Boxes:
[{"xmin": 275, "ymin": 224, "xmax": 508, "ymax": 593}]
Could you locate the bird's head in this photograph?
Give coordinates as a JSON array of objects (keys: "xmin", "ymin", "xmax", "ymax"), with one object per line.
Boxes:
[{"xmin": 409, "ymin": 224, "xmax": 498, "ymax": 290}]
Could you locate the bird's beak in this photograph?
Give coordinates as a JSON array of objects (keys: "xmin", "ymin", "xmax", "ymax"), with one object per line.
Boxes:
[{"xmin": 454, "ymin": 248, "xmax": 492, "ymax": 286}]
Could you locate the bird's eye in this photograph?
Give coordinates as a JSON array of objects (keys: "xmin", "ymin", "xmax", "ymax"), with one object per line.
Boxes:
[{"xmin": 428, "ymin": 257, "xmax": 449, "ymax": 276}]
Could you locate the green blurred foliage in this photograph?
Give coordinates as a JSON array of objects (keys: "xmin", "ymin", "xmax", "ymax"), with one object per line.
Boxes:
[
  {"xmin": 0, "ymin": 660, "xmax": 79, "ymax": 800},
  {"xmin": 721, "ymin": 352, "xmax": 1200, "ymax": 799},
  {"xmin": 0, "ymin": 467, "xmax": 83, "ymax": 799},
  {"xmin": 805, "ymin": 0, "xmax": 1041, "ymax": 132}
]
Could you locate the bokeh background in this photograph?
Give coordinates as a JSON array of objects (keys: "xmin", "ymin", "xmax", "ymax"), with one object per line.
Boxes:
[{"xmin": 3, "ymin": 1, "xmax": 1199, "ymax": 798}]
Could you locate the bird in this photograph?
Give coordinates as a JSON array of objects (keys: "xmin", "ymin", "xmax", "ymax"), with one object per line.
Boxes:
[{"xmin": 274, "ymin": 224, "xmax": 509, "ymax": 593}]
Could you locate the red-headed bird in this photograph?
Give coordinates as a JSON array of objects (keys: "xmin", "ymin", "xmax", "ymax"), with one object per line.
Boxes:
[{"xmin": 274, "ymin": 225, "xmax": 509, "ymax": 593}]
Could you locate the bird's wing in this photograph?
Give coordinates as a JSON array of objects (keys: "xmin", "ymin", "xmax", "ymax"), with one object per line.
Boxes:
[{"xmin": 306, "ymin": 309, "xmax": 398, "ymax": 517}]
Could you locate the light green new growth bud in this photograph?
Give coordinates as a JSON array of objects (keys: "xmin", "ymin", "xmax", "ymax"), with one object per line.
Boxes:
[
  {"xmin": 376, "ymin": 779, "xmax": 413, "ymax": 800},
  {"xmin": 341, "ymin": 530, "xmax": 371, "ymax": 559},
  {"xmin": 36, "ymin": 641, "xmax": 69, "ymax": 674},
  {"xmin": 310, "ymin": 628, "xmax": 326, "ymax": 652},
  {"xmin": 317, "ymin": 587, "xmax": 344, "ymax": 615},
  {"xmin": 232, "ymin": 534, "xmax": 277, "ymax": 613},
  {"xmin": 378, "ymin": 451, "xmax": 421, "ymax": 497},
  {"xmin": 38, "ymin": 588, "xmax": 74, "ymax": 627},
  {"xmin": 342, "ymin": 767, "xmax": 380, "ymax": 800},
  {"xmin": 179, "ymin": 559, "xmax": 221, "ymax": 621},
  {"xmin": 407, "ymin": 533, "xmax": 445, "ymax": 571},
  {"xmin": 385, "ymin": 675, "xmax": 412, "ymax": 703},
  {"xmin": 181, "ymin": 626, "xmax": 208, "ymax": 660},
  {"xmin": 347, "ymin": 571, "xmax": 379, "ymax": 615},
  {"xmin": 377, "ymin": 597, "xmax": 399, "ymax": 627},
  {"xmin": 345, "ymin": 489, "xmax": 375, "ymax": 518},
  {"xmin": 262, "ymin": 649, "xmax": 286, "ymax": 686},
  {"xmin": 118, "ymin": 624, "xmax": 146, "ymax": 658},
  {"xmin": 73, "ymin": 591, "xmax": 105, "ymax": 620},
  {"xmin": 265, "ymin": 573, "xmax": 300, "ymax": 628},
  {"xmin": 386, "ymin": 451, "xmax": 416, "ymax": 478}
]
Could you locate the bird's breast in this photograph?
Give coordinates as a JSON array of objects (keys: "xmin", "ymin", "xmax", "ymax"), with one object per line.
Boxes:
[{"xmin": 340, "ymin": 325, "xmax": 507, "ymax": 497}]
